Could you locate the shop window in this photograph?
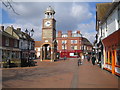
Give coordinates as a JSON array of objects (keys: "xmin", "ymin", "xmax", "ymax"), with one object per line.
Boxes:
[
  {"xmin": 116, "ymin": 50, "xmax": 120, "ymax": 66},
  {"xmin": 106, "ymin": 52, "xmax": 108, "ymax": 63},
  {"xmin": 109, "ymin": 51, "xmax": 112, "ymax": 64},
  {"xmin": 117, "ymin": 4, "xmax": 120, "ymax": 28},
  {"xmin": 74, "ymin": 52, "xmax": 78, "ymax": 55}
]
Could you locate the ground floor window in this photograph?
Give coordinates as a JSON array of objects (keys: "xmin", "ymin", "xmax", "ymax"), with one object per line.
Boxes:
[
  {"xmin": 116, "ymin": 50, "xmax": 120, "ymax": 66},
  {"xmin": 109, "ymin": 51, "xmax": 112, "ymax": 64},
  {"xmin": 106, "ymin": 52, "xmax": 108, "ymax": 63}
]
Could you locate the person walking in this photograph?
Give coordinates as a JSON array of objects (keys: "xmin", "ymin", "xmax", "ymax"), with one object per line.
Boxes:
[
  {"xmin": 87, "ymin": 55, "xmax": 90, "ymax": 62},
  {"xmin": 91, "ymin": 55, "xmax": 96, "ymax": 65},
  {"xmin": 78, "ymin": 55, "xmax": 82, "ymax": 66}
]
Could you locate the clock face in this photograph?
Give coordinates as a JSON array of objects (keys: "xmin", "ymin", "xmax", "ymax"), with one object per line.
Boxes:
[{"xmin": 45, "ymin": 21, "xmax": 51, "ymax": 27}]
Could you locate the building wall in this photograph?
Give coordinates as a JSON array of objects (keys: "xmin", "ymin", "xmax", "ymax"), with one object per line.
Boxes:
[
  {"xmin": 57, "ymin": 37, "xmax": 82, "ymax": 50},
  {"xmin": 35, "ymin": 47, "xmax": 41, "ymax": 58},
  {"xmin": 57, "ymin": 31, "xmax": 92, "ymax": 58},
  {"xmin": 96, "ymin": 2, "xmax": 120, "ymax": 76},
  {"xmin": 1, "ymin": 32, "xmax": 21, "ymax": 67},
  {"xmin": 107, "ymin": 7, "xmax": 119, "ymax": 36}
]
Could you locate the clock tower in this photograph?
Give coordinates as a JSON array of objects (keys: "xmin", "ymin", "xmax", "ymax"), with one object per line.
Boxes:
[{"xmin": 40, "ymin": 6, "xmax": 57, "ymax": 62}]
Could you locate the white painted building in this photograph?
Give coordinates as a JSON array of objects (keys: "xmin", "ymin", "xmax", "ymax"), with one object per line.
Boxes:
[
  {"xmin": 96, "ymin": 2, "xmax": 120, "ymax": 76},
  {"xmin": 35, "ymin": 41, "xmax": 41, "ymax": 58}
]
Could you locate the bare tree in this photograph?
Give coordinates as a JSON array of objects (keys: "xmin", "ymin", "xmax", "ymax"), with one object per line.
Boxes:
[{"xmin": 1, "ymin": 0, "xmax": 20, "ymax": 15}]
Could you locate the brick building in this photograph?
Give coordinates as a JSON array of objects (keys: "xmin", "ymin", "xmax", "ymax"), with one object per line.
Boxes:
[
  {"xmin": 0, "ymin": 26, "xmax": 21, "ymax": 68},
  {"xmin": 56, "ymin": 30, "xmax": 92, "ymax": 58},
  {"xmin": 0, "ymin": 25, "xmax": 35, "ymax": 67},
  {"xmin": 35, "ymin": 30, "xmax": 92, "ymax": 59},
  {"xmin": 35, "ymin": 6, "xmax": 92, "ymax": 59}
]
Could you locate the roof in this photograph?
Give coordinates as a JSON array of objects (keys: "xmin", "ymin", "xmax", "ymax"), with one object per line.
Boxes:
[
  {"xmin": 82, "ymin": 37, "xmax": 92, "ymax": 46},
  {"xmin": 22, "ymin": 32, "xmax": 34, "ymax": 41},
  {"xmin": 13, "ymin": 28, "xmax": 34, "ymax": 41},
  {"xmin": 1, "ymin": 30, "xmax": 17, "ymax": 39},
  {"xmin": 96, "ymin": 3, "xmax": 112, "ymax": 21},
  {"xmin": 101, "ymin": 2, "xmax": 120, "ymax": 24},
  {"xmin": 35, "ymin": 41, "xmax": 41, "ymax": 47}
]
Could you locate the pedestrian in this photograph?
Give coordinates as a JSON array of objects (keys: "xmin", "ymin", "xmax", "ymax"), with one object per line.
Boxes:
[
  {"xmin": 87, "ymin": 55, "xmax": 90, "ymax": 62},
  {"xmin": 7, "ymin": 59, "xmax": 11, "ymax": 68},
  {"xmin": 64, "ymin": 56, "xmax": 66, "ymax": 60},
  {"xmin": 91, "ymin": 55, "xmax": 96, "ymax": 65},
  {"xmin": 78, "ymin": 55, "xmax": 82, "ymax": 66}
]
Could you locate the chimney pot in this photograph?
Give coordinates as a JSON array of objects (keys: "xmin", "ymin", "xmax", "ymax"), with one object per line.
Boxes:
[
  {"xmin": 0, "ymin": 26, "xmax": 4, "ymax": 31},
  {"xmin": 17, "ymin": 28, "xmax": 21, "ymax": 31}
]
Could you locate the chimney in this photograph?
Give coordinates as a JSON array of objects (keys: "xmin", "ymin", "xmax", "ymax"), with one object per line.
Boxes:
[
  {"xmin": 0, "ymin": 26, "xmax": 4, "ymax": 31},
  {"xmin": 17, "ymin": 28, "xmax": 21, "ymax": 31},
  {"xmin": 77, "ymin": 31, "xmax": 80, "ymax": 34},
  {"xmin": 58, "ymin": 31, "xmax": 62, "ymax": 37},
  {"xmin": 68, "ymin": 30, "xmax": 72, "ymax": 37}
]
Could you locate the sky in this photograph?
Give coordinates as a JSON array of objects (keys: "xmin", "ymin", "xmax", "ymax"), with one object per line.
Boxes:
[{"xmin": 0, "ymin": 1, "xmax": 113, "ymax": 43}]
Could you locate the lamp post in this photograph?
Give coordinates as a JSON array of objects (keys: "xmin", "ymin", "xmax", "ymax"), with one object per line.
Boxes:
[{"xmin": 25, "ymin": 28, "xmax": 34, "ymax": 67}]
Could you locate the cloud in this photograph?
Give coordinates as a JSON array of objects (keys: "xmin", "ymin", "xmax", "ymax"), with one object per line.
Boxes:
[
  {"xmin": 71, "ymin": 3, "xmax": 92, "ymax": 20},
  {"xmin": 76, "ymin": 21, "xmax": 96, "ymax": 43},
  {"xmin": 2, "ymin": 2, "xmax": 95, "ymax": 43}
]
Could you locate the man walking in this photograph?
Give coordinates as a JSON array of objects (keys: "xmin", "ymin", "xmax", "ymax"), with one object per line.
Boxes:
[{"xmin": 91, "ymin": 55, "xmax": 96, "ymax": 65}]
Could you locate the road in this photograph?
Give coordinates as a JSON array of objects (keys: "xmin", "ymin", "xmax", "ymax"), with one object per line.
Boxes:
[{"xmin": 2, "ymin": 58, "xmax": 119, "ymax": 88}]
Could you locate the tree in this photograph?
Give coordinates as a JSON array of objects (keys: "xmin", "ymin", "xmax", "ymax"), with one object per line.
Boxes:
[{"xmin": 1, "ymin": 0, "xmax": 20, "ymax": 15}]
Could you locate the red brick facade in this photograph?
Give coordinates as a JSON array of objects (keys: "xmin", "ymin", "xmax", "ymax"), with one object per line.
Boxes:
[{"xmin": 56, "ymin": 30, "xmax": 92, "ymax": 58}]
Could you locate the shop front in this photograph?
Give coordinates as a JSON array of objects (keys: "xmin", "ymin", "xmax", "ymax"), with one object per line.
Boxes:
[
  {"xmin": 102, "ymin": 29, "xmax": 120, "ymax": 76},
  {"xmin": 57, "ymin": 50, "xmax": 82, "ymax": 58}
]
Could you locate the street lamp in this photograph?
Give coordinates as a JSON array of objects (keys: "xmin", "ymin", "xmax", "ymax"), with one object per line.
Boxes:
[{"xmin": 25, "ymin": 29, "xmax": 34, "ymax": 67}]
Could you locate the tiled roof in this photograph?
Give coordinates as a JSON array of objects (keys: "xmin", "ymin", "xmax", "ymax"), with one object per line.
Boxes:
[
  {"xmin": 13, "ymin": 29, "xmax": 34, "ymax": 41},
  {"xmin": 35, "ymin": 41, "xmax": 41, "ymax": 47},
  {"xmin": 1, "ymin": 31, "xmax": 17, "ymax": 39}
]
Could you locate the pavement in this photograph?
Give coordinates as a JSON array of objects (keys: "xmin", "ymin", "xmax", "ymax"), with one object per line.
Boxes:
[{"xmin": 2, "ymin": 58, "xmax": 119, "ymax": 88}]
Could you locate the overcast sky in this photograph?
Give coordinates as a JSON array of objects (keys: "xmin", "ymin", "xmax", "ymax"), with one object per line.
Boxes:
[{"xmin": 1, "ymin": 1, "xmax": 112, "ymax": 43}]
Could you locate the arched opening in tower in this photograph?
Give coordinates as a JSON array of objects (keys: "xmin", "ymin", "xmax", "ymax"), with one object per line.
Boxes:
[{"xmin": 42, "ymin": 44, "xmax": 51, "ymax": 60}]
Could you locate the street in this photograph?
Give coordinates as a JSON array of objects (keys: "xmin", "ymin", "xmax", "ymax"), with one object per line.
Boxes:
[{"xmin": 2, "ymin": 59, "xmax": 119, "ymax": 88}]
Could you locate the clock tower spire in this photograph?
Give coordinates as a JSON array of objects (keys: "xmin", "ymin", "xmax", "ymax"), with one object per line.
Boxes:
[{"xmin": 40, "ymin": 6, "xmax": 57, "ymax": 62}]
